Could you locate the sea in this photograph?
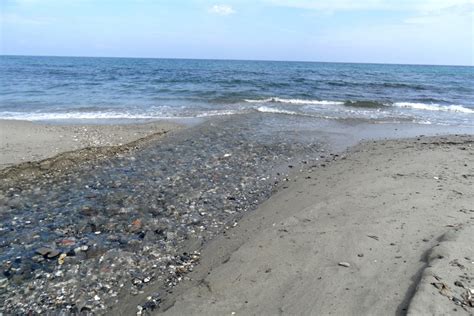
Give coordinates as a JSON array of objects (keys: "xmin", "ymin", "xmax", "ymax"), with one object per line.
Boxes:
[{"xmin": 1, "ymin": 55, "xmax": 473, "ymax": 127}]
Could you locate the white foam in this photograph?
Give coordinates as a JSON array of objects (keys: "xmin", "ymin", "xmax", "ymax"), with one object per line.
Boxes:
[
  {"xmin": 417, "ymin": 120, "xmax": 433, "ymax": 125},
  {"xmin": 245, "ymin": 97, "xmax": 344, "ymax": 105},
  {"xmin": 0, "ymin": 111, "xmax": 174, "ymax": 121},
  {"xmin": 196, "ymin": 110, "xmax": 240, "ymax": 117},
  {"xmin": 393, "ymin": 102, "xmax": 474, "ymax": 114},
  {"xmin": 256, "ymin": 106, "xmax": 300, "ymax": 115},
  {"xmin": 0, "ymin": 109, "xmax": 244, "ymax": 121}
]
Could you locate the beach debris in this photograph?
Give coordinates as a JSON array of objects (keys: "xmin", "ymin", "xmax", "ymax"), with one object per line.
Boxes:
[
  {"xmin": 463, "ymin": 288, "xmax": 474, "ymax": 307},
  {"xmin": 338, "ymin": 262, "xmax": 351, "ymax": 267},
  {"xmin": 58, "ymin": 253, "xmax": 67, "ymax": 265},
  {"xmin": 432, "ymin": 282, "xmax": 451, "ymax": 298}
]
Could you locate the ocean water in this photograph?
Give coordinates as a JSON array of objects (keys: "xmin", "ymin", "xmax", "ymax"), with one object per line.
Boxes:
[{"xmin": 1, "ymin": 55, "xmax": 473, "ymax": 126}]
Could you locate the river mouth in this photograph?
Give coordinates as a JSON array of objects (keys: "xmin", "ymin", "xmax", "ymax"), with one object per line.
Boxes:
[{"xmin": 0, "ymin": 112, "xmax": 472, "ymax": 313}]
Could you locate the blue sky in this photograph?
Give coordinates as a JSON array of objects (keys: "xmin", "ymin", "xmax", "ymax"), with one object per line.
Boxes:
[{"xmin": 1, "ymin": 0, "xmax": 473, "ymax": 65}]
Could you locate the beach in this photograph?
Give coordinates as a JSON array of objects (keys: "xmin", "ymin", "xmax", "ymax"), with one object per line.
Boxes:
[
  {"xmin": 0, "ymin": 114, "xmax": 472, "ymax": 314},
  {"xmin": 158, "ymin": 135, "xmax": 474, "ymax": 315},
  {"xmin": 0, "ymin": 119, "xmax": 181, "ymax": 170}
]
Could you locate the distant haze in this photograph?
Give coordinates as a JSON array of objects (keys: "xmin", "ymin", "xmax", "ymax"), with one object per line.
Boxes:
[{"xmin": 1, "ymin": 0, "xmax": 473, "ymax": 66}]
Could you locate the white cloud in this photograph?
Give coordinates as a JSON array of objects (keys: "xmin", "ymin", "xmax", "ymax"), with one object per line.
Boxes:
[
  {"xmin": 404, "ymin": 2, "xmax": 474, "ymax": 25},
  {"xmin": 265, "ymin": 0, "xmax": 474, "ymax": 12},
  {"xmin": 209, "ymin": 4, "xmax": 236, "ymax": 15}
]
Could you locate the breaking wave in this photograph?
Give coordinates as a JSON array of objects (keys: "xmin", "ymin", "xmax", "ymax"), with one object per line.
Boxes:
[
  {"xmin": 393, "ymin": 102, "xmax": 474, "ymax": 114},
  {"xmin": 255, "ymin": 106, "xmax": 299, "ymax": 115}
]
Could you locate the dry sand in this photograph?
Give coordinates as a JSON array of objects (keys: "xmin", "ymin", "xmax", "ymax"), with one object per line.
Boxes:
[
  {"xmin": 158, "ymin": 135, "xmax": 473, "ymax": 315},
  {"xmin": 0, "ymin": 119, "xmax": 181, "ymax": 170}
]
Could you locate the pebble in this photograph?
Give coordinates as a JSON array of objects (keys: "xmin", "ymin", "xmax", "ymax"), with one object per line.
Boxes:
[{"xmin": 0, "ymin": 114, "xmax": 325, "ymax": 313}]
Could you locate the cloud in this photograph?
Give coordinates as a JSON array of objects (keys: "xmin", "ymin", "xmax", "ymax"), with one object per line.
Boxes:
[
  {"xmin": 209, "ymin": 4, "xmax": 236, "ymax": 15},
  {"xmin": 404, "ymin": 2, "xmax": 474, "ymax": 24},
  {"xmin": 265, "ymin": 0, "xmax": 474, "ymax": 12}
]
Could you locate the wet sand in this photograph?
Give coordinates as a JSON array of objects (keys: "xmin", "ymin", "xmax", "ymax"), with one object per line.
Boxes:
[
  {"xmin": 159, "ymin": 135, "xmax": 474, "ymax": 315},
  {"xmin": 0, "ymin": 119, "xmax": 182, "ymax": 170}
]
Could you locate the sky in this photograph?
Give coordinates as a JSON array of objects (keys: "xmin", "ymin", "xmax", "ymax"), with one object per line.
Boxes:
[{"xmin": 1, "ymin": 0, "xmax": 473, "ymax": 65}]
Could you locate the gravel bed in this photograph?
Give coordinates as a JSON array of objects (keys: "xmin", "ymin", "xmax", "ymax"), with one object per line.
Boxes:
[{"xmin": 0, "ymin": 114, "xmax": 327, "ymax": 314}]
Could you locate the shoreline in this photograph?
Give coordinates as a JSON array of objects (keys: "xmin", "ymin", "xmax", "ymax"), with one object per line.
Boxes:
[
  {"xmin": 0, "ymin": 119, "xmax": 183, "ymax": 171},
  {"xmin": 0, "ymin": 119, "xmax": 184, "ymax": 187},
  {"xmin": 156, "ymin": 135, "xmax": 474, "ymax": 315}
]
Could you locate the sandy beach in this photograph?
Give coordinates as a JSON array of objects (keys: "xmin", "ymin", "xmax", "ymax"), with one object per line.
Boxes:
[
  {"xmin": 0, "ymin": 115, "xmax": 472, "ymax": 314},
  {"xmin": 156, "ymin": 135, "xmax": 474, "ymax": 315},
  {"xmin": 0, "ymin": 119, "xmax": 181, "ymax": 170}
]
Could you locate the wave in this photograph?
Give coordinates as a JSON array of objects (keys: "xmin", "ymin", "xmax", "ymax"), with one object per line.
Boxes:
[
  {"xmin": 255, "ymin": 106, "xmax": 340, "ymax": 120},
  {"xmin": 344, "ymin": 100, "xmax": 387, "ymax": 108},
  {"xmin": 256, "ymin": 106, "xmax": 299, "ymax": 115},
  {"xmin": 325, "ymin": 80, "xmax": 428, "ymax": 91},
  {"xmin": 393, "ymin": 102, "xmax": 474, "ymax": 114},
  {"xmin": 244, "ymin": 97, "xmax": 474, "ymax": 114},
  {"xmin": 196, "ymin": 110, "xmax": 240, "ymax": 117},
  {"xmin": 0, "ymin": 111, "xmax": 174, "ymax": 121},
  {"xmin": 245, "ymin": 97, "xmax": 344, "ymax": 105},
  {"xmin": 0, "ymin": 109, "xmax": 242, "ymax": 121}
]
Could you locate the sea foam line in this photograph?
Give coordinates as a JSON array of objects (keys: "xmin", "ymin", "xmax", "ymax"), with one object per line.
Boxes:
[
  {"xmin": 256, "ymin": 106, "xmax": 299, "ymax": 115},
  {"xmin": 392, "ymin": 102, "xmax": 474, "ymax": 114},
  {"xmin": 0, "ymin": 109, "xmax": 247, "ymax": 121},
  {"xmin": 0, "ymin": 111, "xmax": 172, "ymax": 121},
  {"xmin": 245, "ymin": 97, "xmax": 474, "ymax": 114}
]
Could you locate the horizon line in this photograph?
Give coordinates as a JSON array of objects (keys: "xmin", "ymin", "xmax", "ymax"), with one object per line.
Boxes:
[{"xmin": 1, "ymin": 53, "xmax": 473, "ymax": 67}]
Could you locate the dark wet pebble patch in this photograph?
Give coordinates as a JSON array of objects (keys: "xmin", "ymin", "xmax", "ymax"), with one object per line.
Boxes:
[{"xmin": 0, "ymin": 114, "xmax": 326, "ymax": 313}]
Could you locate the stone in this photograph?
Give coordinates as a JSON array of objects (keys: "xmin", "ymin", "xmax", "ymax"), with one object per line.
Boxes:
[
  {"xmin": 35, "ymin": 247, "xmax": 52, "ymax": 256},
  {"xmin": 0, "ymin": 277, "xmax": 8, "ymax": 288},
  {"xmin": 47, "ymin": 250, "xmax": 61, "ymax": 259},
  {"xmin": 338, "ymin": 262, "xmax": 351, "ymax": 267}
]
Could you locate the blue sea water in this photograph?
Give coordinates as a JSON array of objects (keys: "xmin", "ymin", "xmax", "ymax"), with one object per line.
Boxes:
[{"xmin": 1, "ymin": 55, "xmax": 473, "ymax": 126}]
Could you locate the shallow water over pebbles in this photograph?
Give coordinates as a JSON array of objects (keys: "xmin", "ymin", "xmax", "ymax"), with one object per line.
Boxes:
[{"xmin": 0, "ymin": 113, "xmax": 328, "ymax": 313}]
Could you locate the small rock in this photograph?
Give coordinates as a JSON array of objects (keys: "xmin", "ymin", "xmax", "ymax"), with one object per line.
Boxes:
[
  {"xmin": 0, "ymin": 277, "xmax": 8, "ymax": 288},
  {"xmin": 47, "ymin": 249, "xmax": 60, "ymax": 259},
  {"xmin": 338, "ymin": 262, "xmax": 350, "ymax": 267},
  {"xmin": 35, "ymin": 247, "xmax": 52, "ymax": 256}
]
